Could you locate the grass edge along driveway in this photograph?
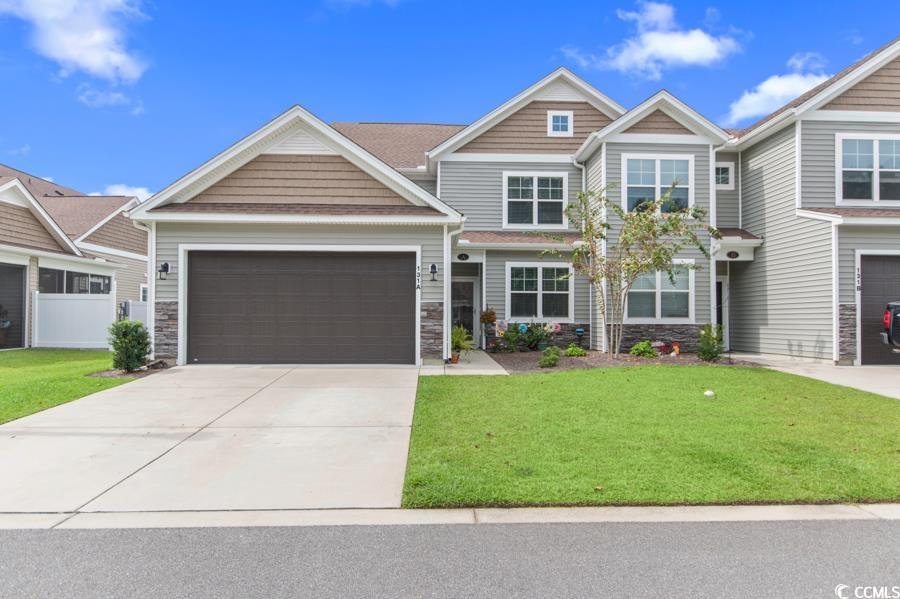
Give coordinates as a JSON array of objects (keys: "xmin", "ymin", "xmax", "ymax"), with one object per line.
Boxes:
[
  {"xmin": 403, "ymin": 365, "xmax": 900, "ymax": 508},
  {"xmin": 0, "ymin": 349, "xmax": 133, "ymax": 424}
]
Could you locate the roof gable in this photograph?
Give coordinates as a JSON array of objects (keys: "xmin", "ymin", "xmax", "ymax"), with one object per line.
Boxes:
[
  {"xmin": 822, "ymin": 55, "xmax": 900, "ymax": 112},
  {"xmin": 623, "ymin": 109, "xmax": 694, "ymax": 135},
  {"xmin": 38, "ymin": 195, "xmax": 132, "ymax": 239},
  {"xmin": 0, "ymin": 178, "xmax": 82, "ymax": 255},
  {"xmin": 80, "ymin": 210, "xmax": 147, "ymax": 256}
]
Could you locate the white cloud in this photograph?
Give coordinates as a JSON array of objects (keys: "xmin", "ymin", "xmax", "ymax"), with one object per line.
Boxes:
[
  {"xmin": 92, "ymin": 183, "xmax": 152, "ymax": 201},
  {"xmin": 725, "ymin": 51, "xmax": 831, "ymax": 126},
  {"xmin": 77, "ymin": 84, "xmax": 144, "ymax": 115},
  {"xmin": 7, "ymin": 143, "xmax": 31, "ymax": 156},
  {"xmin": 0, "ymin": 0, "xmax": 146, "ymax": 84},
  {"xmin": 563, "ymin": 2, "xmax": 741, "ymax": 80}
]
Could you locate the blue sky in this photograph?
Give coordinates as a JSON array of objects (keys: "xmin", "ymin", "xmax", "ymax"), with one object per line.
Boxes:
[{"xmin": 0, "ymin": 0, "xmax": 896, "ymax": 198}]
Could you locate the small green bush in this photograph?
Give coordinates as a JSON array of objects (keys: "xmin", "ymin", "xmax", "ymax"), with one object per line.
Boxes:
[
  {"xmin": 698, "ymin": 323, "xmax": 725, "ymax": 362},
  {"xmin": 108, "ymin": 319, "xmax": 150, "ymax": 373},
  {"xmin": 564, "ymin": 343, "xmax": 588, "ymax": 357},
  {"xmin": 451, "ymin": 325, "xmax": 474, "ymax": 354},
  {"xmin": 500, "ymin": 324, "xmax": 523, "ymax": 352},
  {"xmin": 539, "ymin": 345, "xmax": 561, "ymax": 368},
  {"xmin": 629, "ymin": 340, "xmax": 658, "ymax": 358}
]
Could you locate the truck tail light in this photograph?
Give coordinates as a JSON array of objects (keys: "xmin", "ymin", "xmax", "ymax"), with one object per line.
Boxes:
[{"xmin": 884, "ymin": 309, "xmax": 892, "ymax": 330}]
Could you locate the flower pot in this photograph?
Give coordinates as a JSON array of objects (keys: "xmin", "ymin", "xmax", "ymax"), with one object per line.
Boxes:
[
  {"xmin": 537, "ymin": 340, "xmax": 549, "ymax": 351},
  {"xmin": 450, "ymin": 353, "xmax": 460, "ymax": 364}
]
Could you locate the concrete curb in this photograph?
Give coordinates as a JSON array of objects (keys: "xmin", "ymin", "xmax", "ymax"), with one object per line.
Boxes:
[{"xmin": 0, "ymin": 503, "xmax": 897, "ymax": 530}]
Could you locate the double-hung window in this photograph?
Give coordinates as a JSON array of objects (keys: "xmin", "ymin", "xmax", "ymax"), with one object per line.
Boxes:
[
  {"xmin": 622, "ymin": 154, "xmax": 693, "ymax": 213},
  {"xmin": 838, "ymin": 134, "xmax": 900, "ymax": 203},
  {"xmin": 625, "ymin": 261, "xmax": 694, "ymax": 323},
  {"xmin": 503, "ymin": 172, "xmax": 568, "ymax": 228},
  {"xmin": 507, "ymin": 263, "xmax": 573, "ymax": 321}
]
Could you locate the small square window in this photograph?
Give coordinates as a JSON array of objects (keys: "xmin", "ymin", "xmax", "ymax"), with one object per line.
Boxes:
[
  {"xmin": 715, "ymin": 162, "xmax": 734, "ymax": 191},
  {"xmin": 547, "ymin": 111, "xmax": 573, "ymax": 137}
]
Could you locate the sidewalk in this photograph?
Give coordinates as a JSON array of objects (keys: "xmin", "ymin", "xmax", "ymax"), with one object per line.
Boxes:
[
  {"xmin": 3, "ymin": 503, "xmax": 897, "ymax": 530},
  {"xmin": 419, "ymin": 350, "xmax": 508, "ymax": 376}
]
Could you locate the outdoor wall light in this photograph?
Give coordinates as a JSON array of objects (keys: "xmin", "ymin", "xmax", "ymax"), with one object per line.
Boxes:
[
  {"xmin": 429, "ymin": 263, "xmax": 438, "ymax": 281},
  {"xmin": 157, "ymin": 262, "xmax": 170, "ymax": 280}
]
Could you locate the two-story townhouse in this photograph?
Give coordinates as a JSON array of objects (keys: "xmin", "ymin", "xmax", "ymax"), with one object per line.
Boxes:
[{"xmin": 129, "ymin": 36, "xmax": 900, "ymax": 366}]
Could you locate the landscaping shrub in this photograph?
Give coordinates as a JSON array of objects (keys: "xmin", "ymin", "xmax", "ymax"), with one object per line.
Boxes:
[
  {"xmin": 451, "ymin": 325, "xmax": 475, "ymax": 355},
  {"xmin": 108, "ymin": 319, "xmax": 150, "ymax": 373},
  {"xmin": 498, "ymin": 325, "xmax": 522, "ymax": 352},
  {"xmin": 629, "ymin": 340, "xmax": 658, "ymax": 358},
  {"xmin": 523, "ymin": 323, "xmax": 553, "ymax": 351},
  {"xmin": 538, "ymin": 345, "xmax": 561, "ymax": 368},
  {"xmin": 564, "ymin": 343, "xmax": 588, "ymax": 357},
  {"xmin": 698, "ymin": 323, "xmax": 725, "ymax": 362}
]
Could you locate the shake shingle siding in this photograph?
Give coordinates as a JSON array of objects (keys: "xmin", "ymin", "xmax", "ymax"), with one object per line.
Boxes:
[{"xmin": 730, "ymin": 124, "xmax": 834, "ymax": 358}]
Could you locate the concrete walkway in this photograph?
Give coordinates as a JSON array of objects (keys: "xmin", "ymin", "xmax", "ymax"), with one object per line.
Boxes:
[
  {"xmin": 419, "ymin": 350, "xmax": 508, "ymax": 376},
  {"xmin": 736, "ymin": 353, "xmax": 900, "ymax": 399},
  {"xmin": 0, "ymin": 365, "xmax": 418, "ymax": 517}
]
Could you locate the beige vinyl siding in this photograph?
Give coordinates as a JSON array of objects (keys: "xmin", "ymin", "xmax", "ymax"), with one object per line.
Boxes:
[
  {"xmin": 837, "ymin": 226, "xmax": 900, "ymax": 302},
  {"xmin": 86, "ymin": 249, "xmax": 147, "ymax": 304},
  {"xmin": 82, "ymin": 213, "xmax": 148, "ymax": 255},
  {"xmin": 822, "ymin": 57, "xmax": 900, "ymax": 111},
  {"xmin": 439, "ymin": 161, "xmax": 582, "ymax": 230},
  {"xmin": 0, "ymin": 202, "xmax": 67, "ymax": 253},
  {"xmin": 801, "ymin": 120, "xmax": 900, "ymax": 209},
  {"xmin": 187, "ymin": 155, "xmax": 412, "ymax": 206},
  {"xmin": 730, "ymin": 124, "xmax": 833, "ymax": 359},
  {"xmin": 623, "ymin": 109, "xmax": 693, "ymax": 135},
  {"xmin": 154, "ymin": 223, "xmax": 445, "ymax": 303},
  {"xmin": 458, "ymin": 101, "xmax": 612, "ymax": 154},
  {"xmin": 604, "ymin": 142, "xmax": 713, "ymax": 324},
  {"xmin": 715, "ymin": 151, "xmax": 740, "ymax": 227},
  {"xmin": 484, "ymin": 250, "xmax": 590, "ymax": 323}
]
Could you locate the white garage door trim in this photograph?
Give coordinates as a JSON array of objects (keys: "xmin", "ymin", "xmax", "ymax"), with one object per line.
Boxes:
[
  {"xmin": 176, "ymin": 243, "xmax": 423, "ymax": 366},
  {"xmin": 854, "ymin": 249, "xmax": 900, "ymax": 365}
]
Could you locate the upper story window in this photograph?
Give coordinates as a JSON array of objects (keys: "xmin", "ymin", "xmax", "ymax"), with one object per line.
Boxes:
[
  {"xmin": 502, "ymin": 171, "xmax": 568, "ymax": 229},
  {"xmin": 547, "ymin": 110, "xmax": 574, "ymax": 137},
  {"xmin": 838, "ymin": 135, "xmax": 900, "ymax": 203},
  {"xmin": 625, "ymin": 261, "xmax": 694, "ymax": 324},
  {"xmin": 622, "ymin": 154, "xmax": 693, "ymax": 213},
  {"xmin": 507, "ymin": 263, "xmax": 573, "ymax": 322},
  {"xmin": 715, "ymin": 162, "xmax": 735, "ymax": 191}
]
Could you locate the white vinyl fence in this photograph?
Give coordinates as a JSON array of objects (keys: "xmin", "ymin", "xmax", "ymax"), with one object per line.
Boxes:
[
  {"xmin": 127, "ymin": 300, "xmax": 148, "ymax": 324},
  {"xmin": 32, "ymin": 292, "xmax": 116, "ymax": 349}
]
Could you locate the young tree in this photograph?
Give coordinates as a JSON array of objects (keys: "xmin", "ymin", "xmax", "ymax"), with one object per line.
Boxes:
[{"xmin": 548, "ymin": 186, "xmax": 718, "ymax": 356}]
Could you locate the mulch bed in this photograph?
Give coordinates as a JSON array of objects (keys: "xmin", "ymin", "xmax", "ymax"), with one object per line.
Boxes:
[
  {"xmin": 89, "ymin": 359, "xmax": 171, "ymax": 379},
  {"xmin": 491, "ymin": 350, "xmax": 755, "ymax": 373}
]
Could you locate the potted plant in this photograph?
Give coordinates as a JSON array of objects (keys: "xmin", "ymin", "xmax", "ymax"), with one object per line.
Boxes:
[
  {"xmin": 450, "ymin": 325, "xmax": 474, "ymax": 364},
  {"xmin": 479, "ymin": 308, "xmax": 497, "ymax": 325}
]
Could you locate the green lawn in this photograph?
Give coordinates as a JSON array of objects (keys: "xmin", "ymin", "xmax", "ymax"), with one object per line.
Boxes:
[
  {"xmin": 404, "ymin": 366, "xmax": 900, "ymax": 508},
  {"xmin": 0, "ymin": 349, "xmax": 133, "ymax": 424}
]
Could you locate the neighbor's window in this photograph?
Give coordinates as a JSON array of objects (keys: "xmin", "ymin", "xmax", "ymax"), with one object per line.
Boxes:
[
  {"xmin": 508, "ymin": 264, "xmax": 572, "ymax": 320},
  {"xmin": 504, "ymin": 172, "xmax": 567, "ymax": 228},
  {"xmin": 715, "ymin": 162, "xmax": 734, "ymax": 191},
  {"xmin": 624, "ymin": 156, "xmax": 692, "ymax": 213},
  {"xmin": 38, "ymin": 268, "xmax": 64, "ymax": 293},
  {"xmin": 40, "ymin": 268, "xmax": 111, "ymax": 295},
  {"xmin": 140, "ymin": 284, "xmax": 149, "ymax": 302},
  {"xmin": 840, "ymin": 136, "xmax": 900, "ymax": 202},
  {"xmin": 547, "ymin": 110, "xmax": 573, "ymax": 137},
  {"xmin": 626, "ymin": 266, "xmax": 693, "ymax": 322}
]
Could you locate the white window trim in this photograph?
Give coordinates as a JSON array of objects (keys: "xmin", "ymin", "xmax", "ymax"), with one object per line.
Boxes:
[
  {"xmin": 505, "ymin": 261, "xmax": 575, "ymax": 323},
  {"xmin": 139, "ymin": 283, "xmax": 149, "ymax": 302},
  {"xmin": 623, "ymin": 259, "xmax": 695, "ymax": 325},
  {"xmin": 501, "ymin": 171, "xmax": 569, "ymax": 230},
  {"xmin": 715, "ymin": 161, "xmax": 735, "ymax": 191},
  {"xmin": 620, "ymin": 153, "xmax": 695, "ymax": 213},
  {"xmin": 547, "ymin": 110, "xmax": 574, "ymax": 137},
  {"xmin": 835, "ymin": 132, "xmax": 900, "ymax": 206}
]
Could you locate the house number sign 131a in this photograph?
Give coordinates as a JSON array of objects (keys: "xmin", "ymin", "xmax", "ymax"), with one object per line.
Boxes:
[{"xmin": 416, "ymin": 265, "xmax": 422, "ymax": 290}]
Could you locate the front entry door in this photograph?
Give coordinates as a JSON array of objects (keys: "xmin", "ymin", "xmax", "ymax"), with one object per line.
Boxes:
[{"xmin": 451, "ymin": 279, "xmax": 479, "ymax": 345}]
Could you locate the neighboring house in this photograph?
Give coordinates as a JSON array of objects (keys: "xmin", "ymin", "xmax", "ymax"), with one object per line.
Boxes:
[{"xmin": 129, "ymin": 37, "xmax": 900, "ymax": 367}]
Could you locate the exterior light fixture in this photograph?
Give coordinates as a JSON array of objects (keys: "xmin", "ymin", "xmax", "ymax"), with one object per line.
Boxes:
[
  {"xmin": 157, "ymin": 262, "xmax": 170, "ymax": 280},
  {"xmin": 429, "ymin": 263, "xmax": 438, "ymax": 281}
]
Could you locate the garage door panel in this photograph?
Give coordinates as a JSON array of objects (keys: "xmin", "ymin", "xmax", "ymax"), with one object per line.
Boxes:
[
  {"xmin": 188, "ymin": 251, "xmax": 416, "ymax": 364},
  {"xmin": 860, "ymin": 255, "xmax": 900, "ymax": 365}
]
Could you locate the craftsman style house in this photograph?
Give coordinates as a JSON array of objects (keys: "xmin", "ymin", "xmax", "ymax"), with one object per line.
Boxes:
[{"xmin": 129, "ymin": 37, "xmax": 900, "ymax": 366}]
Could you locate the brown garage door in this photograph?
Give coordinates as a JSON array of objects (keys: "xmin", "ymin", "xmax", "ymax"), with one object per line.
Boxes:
[
  {"xmin": 187, "ymin": 251, "xmax": 416, "ymax": 364},
  {"xmin": 860, "ymin": 255, "xmax": 900, "ymax": 365}
]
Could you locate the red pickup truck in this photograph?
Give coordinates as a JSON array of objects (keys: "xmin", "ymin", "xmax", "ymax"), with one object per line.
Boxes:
[{"xmin": 882, "ymin": 302, "xmax": 900, "ymax": 349}]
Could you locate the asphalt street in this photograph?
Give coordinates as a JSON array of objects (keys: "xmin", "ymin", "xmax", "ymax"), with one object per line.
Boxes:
[{"xmin": 1, "ymin": 520, "xmax": 898, "ymax": 598}]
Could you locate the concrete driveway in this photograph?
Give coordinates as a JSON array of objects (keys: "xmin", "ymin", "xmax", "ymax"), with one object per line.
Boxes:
[{"xmin": 0, "ymin": 366, "xmax": 418, "ymax": 514}]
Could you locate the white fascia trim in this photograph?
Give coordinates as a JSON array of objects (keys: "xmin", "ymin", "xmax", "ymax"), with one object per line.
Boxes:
[
  {"xmin": 427, "ymin": 68, "xmax": 625, "ymax": 162},
  {"xmin": 501, "ymin": 170, "xmax": 570, "ymax": 230},
  {"xmin": 130, "ymin": 105, "xmax": 460, "ymax": 220},
  {"xmin": 133, "ymin": 212, "xmax": 461, "ymax": 225},
  {"xmin": 796, "ymin": 209, "xmax": 843, "ymax": 223},
  {"xmin": 0, "ymin": 179, "xmax": 83, "ymax": 256},
  {"xmin": 806, "ymin": 109, "xmax": 900, "ymax": 123},
  {"xmin": 715, "ymin": 161, "xmax": 735, "ymax": 191},
  {"xmin": 732, "ymin": 110, "xmax": 797, "ymax": 151},
  {"xmin": 0, "ymin": 243, "xmax": 111, "ymax": 266},
  {"xmin": 547, "ymin": 110, "xmax": 574, "ymax": 137},
  {"xmin": 440, "ymin": 152, "xmax": 575, "ymax": 163},
  {"xmin": 175, "ymin": 243, "xmax": 424, "ymax": 367},
  {"xmin": 797, "ymin": 209, "xmax": 900, "ymax": 226},
  {"xmin": 76, "ymin": 242, "xmax": 148, "ymax": 262},
  {"xmin": 623, "ymin": 259, "xmax": 696, "ymax": 325},
  {"xmin": 458, "ymin": 241, "xmax": 574, "ymax": 251},
  {"xmin": 504, "ymin": 261, "xmax": 576, "ymax": 324},
  {"xmin": 75, "ymin": 198, "xmax": 138, "ymax": 243},
  {"xmin": 619, "ymin": 153, "xmax": 696, "ymax": 213},
  {"xmin": 38, "ymin": 255, "xmax": 122, "ymax": 274},
  {"xmin": 606, "ymin": 133, "xmax": 709, "ymax": 145}
]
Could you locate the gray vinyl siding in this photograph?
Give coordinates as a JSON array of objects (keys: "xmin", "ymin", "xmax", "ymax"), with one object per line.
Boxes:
[
  {"xmin": 715, "ymin": 151, "xmax": 740, "ymax": 227},
  {"xmin": 404, "ymin": 171, "xmax": 437, "ymax": 195},
  {"xmin": 730, "ymin": 124, "xmax": 834, "ymax": 358},
  {"xmin": 801, "ymin": 120, "xmax": 900, "ymax": 209},
  {"xmin": 605, "ymin": 142, "xmax": 713, "ymax": 324},
  {"xmin": 154, "ymin": 223, "xmax": 445, "ymax": 303},
  {"xmin": 484, "ymin": 250, "xmax": 590, "ymax": 323},
  {"xmin": 838, "ymin": 226, "xmax": 900, "ymax": 303},
  {"xmin": 88, "ymin": 250, "xmax": 148, "ymax": 304},
  {"xmin": 585, "ymin": 149, "xmax": 604, "ymax": 348},
  {"xmin": 439, "ymin": 161, "xmax": 582, "ymax": 231}
]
